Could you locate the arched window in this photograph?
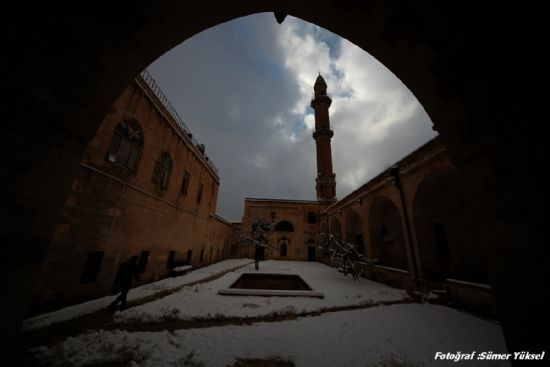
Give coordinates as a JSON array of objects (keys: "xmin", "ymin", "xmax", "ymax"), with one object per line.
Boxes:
[
  {"xmin": 307, "ymin": 211, "xmax": 316, "ymax": 224},
  {"xmin": 152, "ymin": 152, "xmax": 172, "ymax": 189},
  {"xmin": 108, "ymin": 119, "xmax": 143, "ymax": 170},
  {"xmin": 275, "ymin": 220, "xmax": 294, "ymax": 232}
]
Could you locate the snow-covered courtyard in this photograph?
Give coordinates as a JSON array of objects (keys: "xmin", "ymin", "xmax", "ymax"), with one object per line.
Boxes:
[{"xmin": 22, "ymin": 260, "xmax": 509, "ymax": 366}]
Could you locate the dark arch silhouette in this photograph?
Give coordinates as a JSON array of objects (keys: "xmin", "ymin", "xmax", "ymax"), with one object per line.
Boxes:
[
  {"xmin": 3, "ymin": 1, "xmax": 546, "ymax": 354},
  {"xmin": 274, "ymin": 220, "xmax": 294, "ymax": 232}
]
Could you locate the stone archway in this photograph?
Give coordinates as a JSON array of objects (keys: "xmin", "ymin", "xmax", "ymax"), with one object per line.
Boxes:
[
  {"xmin": 368, "ymin": 196, "xmax": 408, "ymax": 270},
  {"xmin": 274, "ymin": 221, "xmax": 293, "ymax": 258},
  {"xmin": 413, "ymin": 170, "xmax": 487, "ymax": 283},
  {"xmin": 3, "ymin": 1, "xmax": 547, "ymax": 354},
  {"xmin": 345, "ymin": 209, "xmax": 364, "ymax": 254},
  {"xmin": 329, "ymin": 217, "xmax": 342, "ymax": 238}
]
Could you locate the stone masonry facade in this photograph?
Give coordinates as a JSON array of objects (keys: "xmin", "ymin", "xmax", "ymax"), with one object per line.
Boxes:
[
  {"xmin": 31, "ymin": 73, "xmax": 496, "ymax": 320},
  {"xmin": 30, "ymin": 74, "xmax": 232, "ymax": 314}
]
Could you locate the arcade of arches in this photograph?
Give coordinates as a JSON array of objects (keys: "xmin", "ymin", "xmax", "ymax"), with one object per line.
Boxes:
[{"xmin": 3, "ymin": 1, "xmax": 547, "ymax": 357}]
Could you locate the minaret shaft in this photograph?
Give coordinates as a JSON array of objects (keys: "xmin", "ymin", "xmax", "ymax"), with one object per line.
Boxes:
[{"xmin": 311, "ymin": 75, "xmax": 336, "ymax": 203}]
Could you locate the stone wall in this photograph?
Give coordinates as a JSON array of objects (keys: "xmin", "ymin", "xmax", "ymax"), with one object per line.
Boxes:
[
  {"xmin": 240, "ymin": 198, "xmax": 321, "ymax": 262},
  {"xmin": 320, "ymin": 138, "xmax": 496, "ymax": 317},
  {"xmin": 29, "ymin": 77, "xmax": 231, "ymax": 314}
]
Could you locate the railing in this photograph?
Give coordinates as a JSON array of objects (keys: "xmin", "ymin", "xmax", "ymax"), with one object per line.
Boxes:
[{"xmin": 139, "ymin": 69, "xmax": 219, "ymax": 175}]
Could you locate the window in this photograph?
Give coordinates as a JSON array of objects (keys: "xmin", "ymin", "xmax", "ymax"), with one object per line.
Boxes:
[
  {"xmin": 108, "ymin": 119, "xmax": 143, "ymax": 170},
  {"xmin": 167, "ymin": 250, "xmax": 175, "ymax": 269},
  {"xmin": 199, "ymin": 248, "xmax": 204, "ymax": 262},
  {"xmin": 275, "ymin": 220, "xmax": 294, "ymax": 232},
  {"xmin": 80, "ymin": 251, "xmax": 104, "ymax": 284},
  {"xmin": 181, "ymin": 170, "xmax": 190, "ymax": 195},
  {"xmin": 152, "ymin": 152, "xmax": 172, "ymax": 189},
  {"xmin": 197, "ymin": 183, "xmax": 203, "ymax": 204},
  {"xmin": 138, "ymin": 251, "xmax": 149, "ymax": 274},
  {"xmin": 186, "ymin": 250, "xmax": 193, "ymax": 265},
  {"xmin": 307, "ymin": 211, "xmax": 316, "ymax": 224}
]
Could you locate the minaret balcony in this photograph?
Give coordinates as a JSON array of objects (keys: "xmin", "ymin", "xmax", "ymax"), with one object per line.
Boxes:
[
  {"xmin": 316, "ymin": 174, "xmax": 336, "ymax": 183},
  {"xmin": 313, "ymin": 128, "xmax": 334, "ymax": 139},
  {"xmin": 310, "ymin": 94, "xmax": 332, "ymax": 108}
]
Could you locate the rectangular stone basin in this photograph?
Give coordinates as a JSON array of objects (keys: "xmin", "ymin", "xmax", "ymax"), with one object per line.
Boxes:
[{"xmin": 218, "ymin": 273, "xmax": 324, "ymax": 298}]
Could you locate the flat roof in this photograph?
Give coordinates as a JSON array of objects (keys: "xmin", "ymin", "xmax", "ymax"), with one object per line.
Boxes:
[{"xmin": 245, "ymin": 197, "xmax": 319, "ymax": 204}]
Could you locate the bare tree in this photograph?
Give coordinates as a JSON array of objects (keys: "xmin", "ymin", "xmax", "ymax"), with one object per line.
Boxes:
[
  {"xmin": 240, "ymin": 217, "xmax": 273, "ymax": 270},
  {"xmin": 318, "ymin": 233, "xmax": 372, "ymax": 280}
]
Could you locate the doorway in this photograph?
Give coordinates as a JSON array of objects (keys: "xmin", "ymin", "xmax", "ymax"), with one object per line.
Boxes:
[{"xmin": 308, "ymin": 244, "xmax": 316, "ymax": 262}]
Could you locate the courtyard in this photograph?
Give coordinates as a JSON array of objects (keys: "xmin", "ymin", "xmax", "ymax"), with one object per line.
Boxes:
[{"xmin": 21, "ymin": 260, "xmax": 508, "ymax": 366}]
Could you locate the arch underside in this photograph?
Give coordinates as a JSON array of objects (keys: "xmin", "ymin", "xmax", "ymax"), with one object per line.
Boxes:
[
  {"xmin": 369, "ymin": 197, "xmax": 408, "ymax": 270},
  {"xmin": 3, "ymin": 0, "xmax": 547, "ymax": 356},
  {"xmin": 413, "ymin": 171, "xmax": 487, "ymax": 283}
]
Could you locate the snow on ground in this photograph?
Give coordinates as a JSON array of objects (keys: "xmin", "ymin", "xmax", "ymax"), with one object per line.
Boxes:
[
  {"xmin": 115, "ymin": 260, "xmax": 409, "ymax": 323},
  {"xmin": 32, "ymin": 304, "xmax": 509, "ymax": 367},
  {"xmin": 22, "ymin": 259, "xmax": 253, "ymax": 331}
]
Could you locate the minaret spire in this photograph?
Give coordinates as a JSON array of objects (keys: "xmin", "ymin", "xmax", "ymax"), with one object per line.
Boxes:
[{"xmin": 311, "ymin": 74, "xmax": 336, "ymax": 203}]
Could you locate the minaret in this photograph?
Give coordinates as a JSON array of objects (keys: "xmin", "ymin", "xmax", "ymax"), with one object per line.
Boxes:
[{"xmin": 311, "ymin": 74, "xmax": 336, "ymax": 203}]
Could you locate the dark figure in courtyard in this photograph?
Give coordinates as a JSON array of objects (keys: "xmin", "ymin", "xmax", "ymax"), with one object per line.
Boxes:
[{"xmin": 109, "ymin": 256, "xmax": 141, "ymax": 310}]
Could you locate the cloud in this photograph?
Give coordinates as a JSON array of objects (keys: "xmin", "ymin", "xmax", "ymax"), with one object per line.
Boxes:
[{"xmin": 147, "ymin": 13, "xmax": 437, "ymax": 221}]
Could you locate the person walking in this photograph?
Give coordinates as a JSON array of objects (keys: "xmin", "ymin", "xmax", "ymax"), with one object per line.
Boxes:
[{"xmin": 109, "ymin": 255, "xmax": 141, "ymax": 311}]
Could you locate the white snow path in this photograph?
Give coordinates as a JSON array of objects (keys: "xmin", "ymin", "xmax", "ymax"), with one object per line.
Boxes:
[
  {"xmin": 22, "ymin": 259, "xmax": 254, "ymax": 331},
  {"xmin": 114, "ymin": 260, "xmax": 410, "ymax": 323},
  {"xmin": 32, "ymin": 304, "xmax": 509, "ymax": 367}
]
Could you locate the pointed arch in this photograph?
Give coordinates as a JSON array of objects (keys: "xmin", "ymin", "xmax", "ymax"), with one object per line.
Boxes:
[
  {"xmin": 413, "ymin": 170, "xmax": 486, "ymax": 283},
  {"xmin": 345, "ymin": 209, "xmax": 364, "ymax": 254},
  {"xmin": 369, "ymin": 196, "xmax": 408, "ymax": 270}
]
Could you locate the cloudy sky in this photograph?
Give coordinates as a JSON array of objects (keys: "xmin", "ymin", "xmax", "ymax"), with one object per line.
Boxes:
[{"xmin": 147, "ymin": 13, "xmax": 437, "ymax": 222}]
